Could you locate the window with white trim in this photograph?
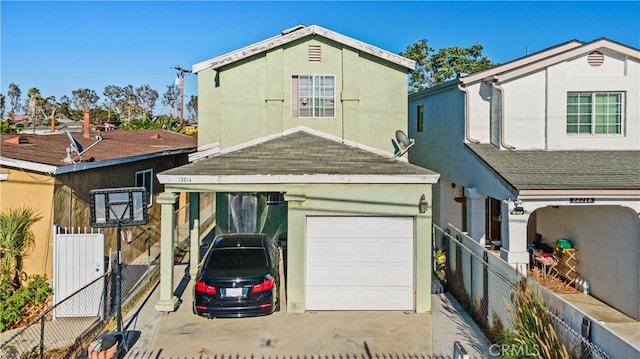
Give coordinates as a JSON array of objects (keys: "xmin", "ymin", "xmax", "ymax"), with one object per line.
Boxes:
[
  {"xmin": 566, "ymin": 92, "xmax": 623, "ymax": 135},
  {"xmin": 135, "ymin": 169, "xmax": 153, "ymax": 207},
  {"xmin": 292, "ymin": 75, "xmax": 335, "ymax": 118}
]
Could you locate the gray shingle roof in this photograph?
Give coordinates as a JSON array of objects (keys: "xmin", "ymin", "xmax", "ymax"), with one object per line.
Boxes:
[
  {"xmin": 160, "ymin": 131, "xmax": 437, "ymax": 181},
  {"xmin": 467, "ymin": 143, "xmax": 640, "ymax": 190}
]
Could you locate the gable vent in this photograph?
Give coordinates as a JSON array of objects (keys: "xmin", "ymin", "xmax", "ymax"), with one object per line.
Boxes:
[
  {"xmin": 308, "ymin": 45, "xmax": 321, "ymax": 62},
  {"xmin": 587, "ymin": 51, "xmax": 604, "ymax": 66}
]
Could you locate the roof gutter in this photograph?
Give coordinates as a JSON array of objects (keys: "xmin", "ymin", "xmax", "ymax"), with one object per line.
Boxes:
[
  {"xmin": 0, "ymin": 157, "xmax": 56, "ymax": 176},
  {"xmin": 457, "ymin": 82, "xmax": 480, "ymax": 144},
  {"xmin": 1, "ymin": 148, "xmax": 195, "ymax": 176},
  {"xmin": 490, "ymin": 80, "xmax": 516, "ymax": 150}
]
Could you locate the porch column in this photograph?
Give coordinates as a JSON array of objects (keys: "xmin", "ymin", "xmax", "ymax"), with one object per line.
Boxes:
[
  {"xmin": 500, "ymin": 201, "xmax": 530, "ymax": 273},
  {"xmin": 189, "ymin": 192, "xmax": 201, "ymax": 278},
  {"xmin": 155, "ymin": 192, "xmax": 179, "ymax": 312},
  {"xmin": 464, "ymin": 187, "xmax": 486, "ymax": 244}
]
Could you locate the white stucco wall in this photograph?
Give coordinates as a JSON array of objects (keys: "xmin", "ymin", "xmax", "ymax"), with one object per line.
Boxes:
[
  {"xmin": 465, "ymin": 82, "xmax": 492, "ymax": 143},
  {"xmin": 498, "ymin": 50, "xmax": 640, "ymax": 150},
  {"xmin": 501, "ymin": 71, "xmax": 547, "ymax": 149},
  {"xmin": 535, "ymin": 205, "xmax": 640, "ymax": 320}
]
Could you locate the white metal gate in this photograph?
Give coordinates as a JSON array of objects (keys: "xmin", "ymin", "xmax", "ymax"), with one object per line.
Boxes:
[{"xmin": 53, "ymin": 226, "xmax": 105, "ymax": 319}]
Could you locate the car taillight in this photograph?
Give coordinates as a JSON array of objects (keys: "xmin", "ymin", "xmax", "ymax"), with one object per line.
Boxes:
[
  {"xmin": 195, "ymin": 281, "xmax": 217, "ymax": 295},
  {"xmin": 251, "ymin": 278, "xmax": 274, "ymax": 293}
]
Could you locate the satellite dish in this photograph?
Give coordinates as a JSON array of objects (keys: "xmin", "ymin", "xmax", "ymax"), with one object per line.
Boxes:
[
  {"xmin": 396, "ymin": 130, "xmax": 411, "ymax": 149},
  {"xmin": 391, "ymin": 130, "xmax": 415, "ymax": 158},
  {"xmin": 66, "ymin": 130, "xmax": 84, "ymax": 153},
  {"xmin": 62, "ymin": 130, "xmax": 103, "ymax": 164}
]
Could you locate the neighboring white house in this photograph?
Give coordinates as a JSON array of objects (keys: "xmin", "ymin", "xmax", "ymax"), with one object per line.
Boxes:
[{"xmin": 408, "ymin": 38, "xmax": 640, "ymax": 320}]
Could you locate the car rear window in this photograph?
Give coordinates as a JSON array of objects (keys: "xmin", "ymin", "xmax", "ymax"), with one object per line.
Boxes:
[{"xmin": 205, "ymin": 248, "xmax": 269, "ymax": 276}]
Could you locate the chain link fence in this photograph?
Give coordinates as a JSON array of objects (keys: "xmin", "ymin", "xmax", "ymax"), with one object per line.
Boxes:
[
  {"xmin": 433, "ymin": 224, "xmax": 614, "ymax": 359},
  {"xmin": 0, "ymin": 203, "xmax": 199, "ymax": 359}
]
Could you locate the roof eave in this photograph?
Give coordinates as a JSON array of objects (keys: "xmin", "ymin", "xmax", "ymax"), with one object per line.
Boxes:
[
  {"xmin": 1, "ymin": 148, "xmax": 195, "ymax": 175},
  {"xmin": 192, "ymin": 24, "xmax": 415, "ymax": 73},
  {"xmin": 461, "ymin": 38, "xmax": 640, "ymax": 86},
  {"xmin": 518, "ymin": 189, "xmax": 640, "ymax": 199},
  {"xmin": 0, "ymin": 157, "xmax": 57, "ymax": 176},
  {"xmin": 158, "ymin": 173, "xmax": 440, "ymax": 185}
]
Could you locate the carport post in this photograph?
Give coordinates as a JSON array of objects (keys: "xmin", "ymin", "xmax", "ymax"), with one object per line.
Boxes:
[
  {"xmin": 189, "ymin": 219, "xmax": 199, "ymax": 278},
  {"xmin": 155, "ymin": 192, "xmax": 179, "ymax": 312}
]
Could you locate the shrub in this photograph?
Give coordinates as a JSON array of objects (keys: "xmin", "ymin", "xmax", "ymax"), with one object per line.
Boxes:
[
  {"xmin": 502, "ymin": 283, "xmax": 569, "ymax": 359},
  {"xmin": 0, "ymin": 275, "xmax": 52, "ymax": 331}
]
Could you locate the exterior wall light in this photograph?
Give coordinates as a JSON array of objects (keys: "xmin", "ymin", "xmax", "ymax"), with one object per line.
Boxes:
[
  {"xmin": 418, "ymin": 194, "xmax": 429, "ymax": 213},
  {"xmin": 510, "ymin": 206, "xmax": 526, "ymax": 215}
]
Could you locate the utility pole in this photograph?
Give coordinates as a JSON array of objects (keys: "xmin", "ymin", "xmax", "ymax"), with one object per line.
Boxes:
[{"xmin": 173, "ymin": 66, "xmax": 192, "ymax": 124}]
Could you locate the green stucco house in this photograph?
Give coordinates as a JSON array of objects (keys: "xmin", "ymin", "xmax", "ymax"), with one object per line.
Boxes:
[{"xmin": 154, "ymin": 24, "xmax": 439, "ymax": 313}]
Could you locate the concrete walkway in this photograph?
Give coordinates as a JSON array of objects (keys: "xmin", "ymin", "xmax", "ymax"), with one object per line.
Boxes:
[{"xmin": 122, "ymin": 260, "xmax": 492, "ymax": 359}]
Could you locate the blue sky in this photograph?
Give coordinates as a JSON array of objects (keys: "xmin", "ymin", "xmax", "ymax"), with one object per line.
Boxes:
[{"xmin": 2, "ymin": 1, "xmax": 639, "ymax": 116}]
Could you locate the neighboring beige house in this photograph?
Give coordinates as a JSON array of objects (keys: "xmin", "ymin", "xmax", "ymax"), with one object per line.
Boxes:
[
  {"xmin": 155, "ymin": 24, "xmax": 440, "ymax": 314},
  {"xmin": 0, "ymin": 128, "xmax": 196, "ymax": 283},
  {"xmin": 408, "ymin": 38, "xmax": 640, "ymax": 320}
]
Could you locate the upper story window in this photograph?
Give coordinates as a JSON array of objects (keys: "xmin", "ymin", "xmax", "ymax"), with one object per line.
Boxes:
[
  {"xmin": 417, "ymin": 105, "xmax": 424, "ymax": 132},
  {"xmin": 566, "ymin": 92, "xmax": 623, "ymax": 135},
  {"xmin": 292, "ymin": 75, "xmax": 335, "ymax": 118},
  {"xmin": 135, "ymin": 169, "xmax": 153, "ymax": 207}
]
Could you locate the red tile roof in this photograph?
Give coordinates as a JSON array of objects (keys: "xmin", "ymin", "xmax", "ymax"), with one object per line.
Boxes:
[{"xmin": 1, "ymin": 129, "xmax": 196, "ymax": 167}]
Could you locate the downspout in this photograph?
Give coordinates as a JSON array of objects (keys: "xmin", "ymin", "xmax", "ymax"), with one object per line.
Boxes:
[
  {"xmin": 491, "ymin": 81, "xmax": 516, "ymax": 150},
  {"xmin": 457, "ymin": 83, "xmax": 480, "ymax": 144}
]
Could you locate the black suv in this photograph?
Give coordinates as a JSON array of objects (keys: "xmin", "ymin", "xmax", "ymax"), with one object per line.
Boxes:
[{"xmin": 193, "ymin": 233, "xmax": 280, "ymax": 318}]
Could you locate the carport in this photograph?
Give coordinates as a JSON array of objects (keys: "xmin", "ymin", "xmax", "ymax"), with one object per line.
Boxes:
[{"xmin": 152, "ymin": 129, "xmax": 439, "ymax": 313}]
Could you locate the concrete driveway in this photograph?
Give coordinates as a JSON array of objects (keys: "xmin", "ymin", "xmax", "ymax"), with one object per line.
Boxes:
[
  {"xmin": 147, "ymin": 280, "xmax": 432, "ymax": 357},
  {"xmin": 124, "ymin": 259, "xmax": 492, "ymax": 359}
]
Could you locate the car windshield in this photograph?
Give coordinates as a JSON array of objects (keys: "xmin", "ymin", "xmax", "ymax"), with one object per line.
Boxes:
[{"xmin": 205, "ymin": 248, "xmax": 269, "ymax": 277}]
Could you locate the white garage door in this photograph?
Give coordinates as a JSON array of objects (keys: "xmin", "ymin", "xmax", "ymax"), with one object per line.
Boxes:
[{"xmin": 305, "ymin": 216, "xmax": 414, "ymax": 311}]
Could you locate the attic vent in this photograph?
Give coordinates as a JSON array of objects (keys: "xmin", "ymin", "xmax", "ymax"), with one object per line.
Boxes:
[
  {"xmin": 587, "ymin": 51, "xmax": 604, "ymax": 66},
  {"xmin": 308, "ymin": 45, "xmax": 321, "ymax": 62}
]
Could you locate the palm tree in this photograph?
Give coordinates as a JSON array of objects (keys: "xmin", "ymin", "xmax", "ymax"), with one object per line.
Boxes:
[{"xmin": 0, "ymin": 207, "xmax": 42, "ymax": 288}]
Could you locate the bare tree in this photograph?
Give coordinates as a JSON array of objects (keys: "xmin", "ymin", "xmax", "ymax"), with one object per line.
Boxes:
[
  {"xmin": 7, "ymin": 83, "xmax": 21, "ymax": 117},
  {"xmin": 71, "ymin": 88, "xmax": 99, "ymax": 112},
  {"xmin": 186, "ymin": 95, "xmax": 198, "ymax": 123},
  {"xmin": 136, "ymin": 84, "xmax": 158, "ymax": 115},
  {"xmin": 103, "ymin": 85, "xmax": 124, "ymax": 121},
  {"xmin": 0, "ymin": 94, "xmax": 6, "ymax": 119},
  {"xmin": 162, "ymin": 84, "xmax": 179, "ymax": 118},
  {"xmin": 122, "ymin": 85, "xmax": 139, "ymax": 120}
]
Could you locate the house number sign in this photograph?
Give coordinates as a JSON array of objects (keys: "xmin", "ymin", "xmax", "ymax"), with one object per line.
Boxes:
[{"xmin": 569, "ymin": 198, "xmax": 595, "ymax": 204}]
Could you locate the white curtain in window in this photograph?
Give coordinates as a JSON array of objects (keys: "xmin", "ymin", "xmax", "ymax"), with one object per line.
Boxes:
[{"xmin": 228, "ymin": 192, "xmax": 257, "ymax": 233}]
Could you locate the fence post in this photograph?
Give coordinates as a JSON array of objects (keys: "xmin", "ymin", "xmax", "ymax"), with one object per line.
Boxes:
[
  {"xmin": 39, "ymin": 316, "xmax": 45, "ymax": 359},
  {"xmin": 469, "ymin": 247, "xmax": 473, "ymax": 312},
  {"xmin": 146, "ymin": 229, "xmax": 151, "ymax": 284}
]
